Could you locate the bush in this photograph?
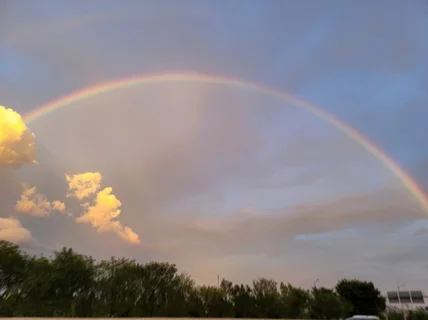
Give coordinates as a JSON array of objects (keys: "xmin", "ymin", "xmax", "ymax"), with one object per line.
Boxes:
[
  {"xmin": 388, "ymin": 311, "xmax": 405, "ymax": 320},
  {"xmin": 408, "ymin": 309, "xmax": 428, "ymax": 320}
]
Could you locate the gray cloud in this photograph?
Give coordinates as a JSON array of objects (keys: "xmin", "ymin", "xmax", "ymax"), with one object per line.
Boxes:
[
  {"xmin": 414, "ymin": 226, "xmax": 428, "ymax": 236},
  {"xmin": 144, "ymin": 186, "xmax": 422, "ymax": 254}
]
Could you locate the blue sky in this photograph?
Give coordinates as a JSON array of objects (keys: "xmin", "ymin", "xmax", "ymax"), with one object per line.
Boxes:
[{"xmin": 1, "ymin": 0, "xmax": 428, "ymax": 291}]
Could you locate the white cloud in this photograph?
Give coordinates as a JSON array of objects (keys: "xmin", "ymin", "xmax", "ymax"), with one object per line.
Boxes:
[{"xmin": 0, "ymin": 216, "xmax": 36, "ymax": 245}]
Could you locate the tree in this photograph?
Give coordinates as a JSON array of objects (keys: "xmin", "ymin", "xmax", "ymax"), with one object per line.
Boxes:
[
  {"xmin": 231, "ymin": 283, "xmax": 255, "ymax": 318},
  {"xmin": 0, "ymin": 241, "xmax": 28, "ymax": 316},
  {"xmin": 408, "ymin": 309, "xmax": 428, "ymax": 320},
  {"xmin": 50, "ymin": 247, "xmax": 97, "ymax": 316},
  {"xmin": 309, "ymin": 287, "xmax": 349, "ymax": 319},
  {"xmin": 197, "ymin": 285, "xmax": 233, "ymax": 317},
  {"xmin": 252, "ymin": 278, "xmax": 281, "ymax": 318},
  {"xmin": 16, "ymin": 255, "xmax": 56, "ymax": 316},
  {"xmin": 280, "ymin": 282, "xmax": 311, "ymax": 318},
  {"xmin": 0, "ymin": 240, "xmax": 395, "ymax": 318},
  {"xmin": 336, "ymin": 279, "xmax": 386, "ymax": 316}
]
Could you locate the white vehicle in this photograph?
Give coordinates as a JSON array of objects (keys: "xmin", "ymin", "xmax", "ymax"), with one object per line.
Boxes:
[{"xmin": 346, "ymin": 315, "xmax": 380, "ymax": 320}]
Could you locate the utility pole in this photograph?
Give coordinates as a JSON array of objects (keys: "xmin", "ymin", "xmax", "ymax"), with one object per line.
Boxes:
[{"xmin": 217, "ymin": 275, "xmax": 220, "ymax": 288}]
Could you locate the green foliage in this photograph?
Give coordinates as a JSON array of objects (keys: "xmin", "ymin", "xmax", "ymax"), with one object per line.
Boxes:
[
  {"xmin": 408, "ymin": 309, "xmax": 428, "ymax": 320},
  {"xmin": 309, "ymin": 287, "xmax": 349, "ymax": 320},
  {"xmin": 336, "ymin": 278, "xmax": 386, "ymax": 316},
  {"xmin": 0, "ymin": 240, "xmax": 393, "ymax": 318},
  {"xmin": 388, "ymin": 311, "xmax": 405, "ymax": 320}
]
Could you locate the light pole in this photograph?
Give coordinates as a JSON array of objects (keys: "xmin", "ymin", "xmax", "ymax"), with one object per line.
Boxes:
[
  {"xmin": 313, "ymin": 279, "xmax": 319, "ymax": 288},
  {"xmin": 397, "ymin": 284, "xmax": 405, "ymax": 320}
]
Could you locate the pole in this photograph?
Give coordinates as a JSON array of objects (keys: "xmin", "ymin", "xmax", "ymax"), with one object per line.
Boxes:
[
  {"xmin": 313, "ymin": 279, "xmax": 319, "ymax": 288},
  {"xmin": 217, "ymin": 275, "xmax": 220, "ymax": 288},
  {"xmin": 398, "ymin": 286, "xmax": 405, "ymax": 320}
]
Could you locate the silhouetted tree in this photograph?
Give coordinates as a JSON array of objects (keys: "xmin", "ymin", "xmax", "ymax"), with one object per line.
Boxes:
[
  {"xmin": 0, "ymin": 240, "xmax": 403, "ymax": 318},
  {"xmin": 336, "ymin": 278, "xmax": 386, "ymax": 316}
]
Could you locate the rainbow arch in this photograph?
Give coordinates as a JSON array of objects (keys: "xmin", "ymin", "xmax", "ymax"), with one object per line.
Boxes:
[{"xmin": 24, "ymin": 72, "xmax": 428, "ymax": 212}]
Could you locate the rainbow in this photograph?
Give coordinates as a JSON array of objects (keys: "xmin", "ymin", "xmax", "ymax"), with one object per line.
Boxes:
[{"xmin": 24, "ymin": 72, "xmax": 428, "ymax": 212}]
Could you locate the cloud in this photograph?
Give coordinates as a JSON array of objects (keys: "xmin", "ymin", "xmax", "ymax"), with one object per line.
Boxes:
[
  {"xmin": 0, "ymin": 105, "xmax": 36, "ymax": 167},
  {"xmin": 2, "ymin": 0, "xmax": 427, "ymax": 290},
  {"xmin": 65, "ymin": 172, "xmax": 102, "ymax": 200},
  {"xmin": 412, "ymin": 225, "xmax": 428, "ymax": 236},
  {"xmin": 0, "ymin": 216, "xmax": 36, "ymax": 245},
  {"xmin": 52, "ymin": 200, "xmax": 66, "ymax": 212},
  {"xmin": 15, "ymin": 186, "xmax": 51, "ymax": 216},
  {"xmin": 66, "ymin": 172, "xmax": 140, "ymax": 245},
  {"xmin": 148, "ymin": 186, "xmax": 423, "ymax": 254},
  {"xmin": 14, "ymin": 184, "xmax": 66, "ymax": 217},
  {"xmin": 124, "ymin": 185, "xmax": 426, "ymax": 288},
  {"xmin": 77, "ymin": 187, "xmax": 140, "ymax": 245},
  {"xmin": 17, "ymin": 79, "xmax": 424, "ymax": 288}
]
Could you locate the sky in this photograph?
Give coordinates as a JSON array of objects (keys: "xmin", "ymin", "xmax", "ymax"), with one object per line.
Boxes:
[{"xmin": 1, "ymin": 0, "xmax": 428, "ymax": 292}]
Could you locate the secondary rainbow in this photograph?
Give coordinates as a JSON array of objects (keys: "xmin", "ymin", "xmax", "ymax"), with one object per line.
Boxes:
[{"xmin": 24, "ymin": 72, "xmax": 428, "ymax": 212}]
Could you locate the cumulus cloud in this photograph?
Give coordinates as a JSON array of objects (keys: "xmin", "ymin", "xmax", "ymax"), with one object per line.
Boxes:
[
  {"xmin": 65, "ymin": 172, "xmax": 102, "ymax": 200},
  {"xmin": 0, "ymin": 105, "xmax": 139, "ymax": 246},
  {"xmin": 66, "ymin": 172, "xmax": 140, "ymax": 245},
  {"xmin": 0, "ymin": 216, "xmax": 36, "ymax": 245},
  {"xmin": 14, "ymin": 184, "xmax": 66, "ymax": 217},
  {"xmin": 0, "ymin": 105, "xmax": 36, "ymax": 167},
  {"xmin": 52, "ymin": 200, "xmax": 66, "ymax": 212},
  {"xmin": 15, "ymin": 186, "xmax": 51, "ymax": 216},
  {"xmin": 0, "ymin": 105, "xmax": 71, "ymax": 249}
]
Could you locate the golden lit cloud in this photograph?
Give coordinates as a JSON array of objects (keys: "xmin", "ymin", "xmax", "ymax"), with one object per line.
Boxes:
[
  {"xmin": 66, "ymin": 172, "xmax": 140, "ymax": 244},
  {"xmin": 65, "ymin": 172, "xmax": 102, "ymax": 199},
  {"xmin": 0, "ymin": 105, "xmax": 36, "ymax": 167},
  {"xmin": 52, "ymin": 200, "xmax": 66, "ymax": 212},
  {"xmin": 15, "ymin": 185, "xmax": 66, "ymax": 217},
  {"xmin": 76, "ymin": 187, "xmax": 140, "ymax": 245}
]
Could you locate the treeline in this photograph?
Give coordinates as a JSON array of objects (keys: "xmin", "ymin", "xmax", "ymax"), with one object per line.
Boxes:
[{"xmin": 0, "ymin": 240, "xmax": 421, "ymax": 318}]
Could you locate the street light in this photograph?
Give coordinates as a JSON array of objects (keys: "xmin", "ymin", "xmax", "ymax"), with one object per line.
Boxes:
[
  {"xmin": 313, "ymin": 279, "xmax": 319, "ymax": 288},
  {"xmin": 397, "ymin": 284, "xmax": 405, "ymax": 320}
]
